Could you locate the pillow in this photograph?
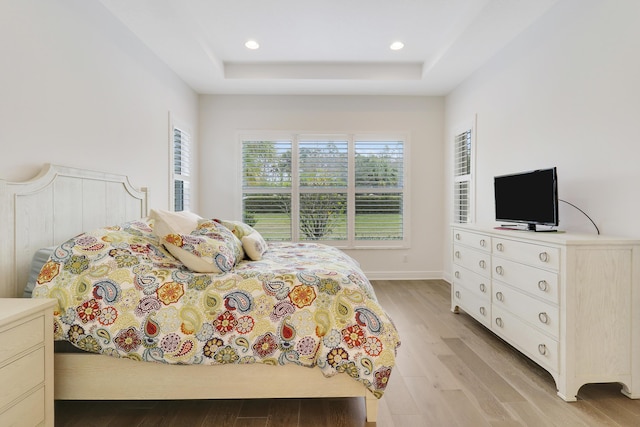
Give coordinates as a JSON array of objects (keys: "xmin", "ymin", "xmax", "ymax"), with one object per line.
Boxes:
[
  {"xmin": 24, "ymin": 246, "xmax": 57, "ymax": 298},
  {"xmin": 242, "ymin": 231, "xmax": 268, "ymax": 261},
  {"xmin": 215, "ymin": 219, "xmax": 256, "ymax": 240},
  {"xmin": 195, "ymin": 219, "xmax": 244, "ymax": 264},
  {"xmin": 161, "ymin": 219, "xmax": 244, "ymax": 273},
  {"xmin": 150, "ymin": 209, "xmax": 202, "ymax": 239},
  {"xmin": 162, "ymin": 233, "xmax": 237, "ymax": 273}
]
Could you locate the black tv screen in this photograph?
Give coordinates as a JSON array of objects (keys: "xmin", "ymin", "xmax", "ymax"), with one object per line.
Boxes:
[{"xmin": 494, "ymin": 167, "xmax": 558, "ymax": 230}]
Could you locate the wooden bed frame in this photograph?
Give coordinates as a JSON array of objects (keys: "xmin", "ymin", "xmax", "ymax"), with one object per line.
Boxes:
[{"xmin": 0, "ymin": 164, "xmax": 378, "ymax": 422}]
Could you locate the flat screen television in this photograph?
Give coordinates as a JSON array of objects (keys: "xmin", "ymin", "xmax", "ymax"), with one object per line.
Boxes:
[{"xmin": 494, "ymin": 167, "xmax": 559, "ymax": 231}]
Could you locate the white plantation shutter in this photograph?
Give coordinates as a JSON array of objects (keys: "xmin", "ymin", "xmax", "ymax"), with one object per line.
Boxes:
[
  {"xmin": 241, "ymin": 134, "xmax": 406, "ymax": 248},
  {"xmin": 298, "ymin": 141, "xmax": 348, "ymax": 187},
  {"xmin": 354, "ymin": 141, "xmax": 404, "ymax": 240},
  {"xmin": 454, "ymin": 129, "xmax": 472, "ymax": 223},
  {"xmin": 298, "ymin": 140, "xmax": 348, "ymax": 240},
  {"xmin": 242, "ymin": 140, "xmax": 293, "ymax": 241},
  {"xmin": 173, "ymin": 126, "xmax": 191, "ymax": 211}
]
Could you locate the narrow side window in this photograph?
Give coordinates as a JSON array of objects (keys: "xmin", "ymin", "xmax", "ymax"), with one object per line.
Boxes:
[
  {"xmin": 171, "ymin": 122, "xmax": 191, "ymax": 212},
  {"xmin": 453, "ymin": 128, "xmax": 473, "ymax": 223}
]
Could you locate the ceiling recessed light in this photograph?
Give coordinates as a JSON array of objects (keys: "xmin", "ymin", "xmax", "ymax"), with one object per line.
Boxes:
[
  {"xmin": 390, "ymin": 41, "xmax": 404, "ymax": 51},
  {"xmin": 245, "ymin": 40, "xmax": 260, "ymax": 50}
]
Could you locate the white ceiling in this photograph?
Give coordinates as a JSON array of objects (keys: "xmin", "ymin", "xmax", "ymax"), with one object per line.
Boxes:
[{"xmin": 99, "ymin": 0, "xmax": 560, "ymax": 96}]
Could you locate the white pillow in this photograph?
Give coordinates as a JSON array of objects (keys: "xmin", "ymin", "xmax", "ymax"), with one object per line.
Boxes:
[
  {"xmin": 242, "ymin": 231, "xmax": 268, "ymax": 261},
  {"xmin": 150, "ymin": 209, "xmax": 202, "ymax": 239}
]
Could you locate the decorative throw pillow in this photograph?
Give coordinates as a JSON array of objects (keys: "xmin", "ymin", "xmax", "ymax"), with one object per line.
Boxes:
[
  {"xmin": 215, "ymin": 219, "xmax": 256, "ymax": 240},
  {"xmin": 162, "ymin": 233, "xmax": 236, "ymax": 273},
  {"xmin": 151, "ymin": 209, "xmax": 202, "ymax": 240},
  {"xmin": 242, "ymin": 231, "xmax": 268, "ymax": 261},
  {"xmin": 192, "ymin": 219, "xmax": 244, "ymax": 265}
]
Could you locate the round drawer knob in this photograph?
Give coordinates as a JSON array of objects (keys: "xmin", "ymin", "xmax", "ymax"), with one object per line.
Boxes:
[
  {"xmin": 479, "ymin": 260, "xmax": 486, "ymax": 269},
  {"xmin": 495, "ymin": 266, "xmax": 504, "ymax": 275},
  {"xmin": 539, "ymin": 252, "xmax": 549, "ymax": 262},
  {"xmin": 479, "ymin": 306, "xmax": 486, "ymax": 316},
  {"xmin": 455, "ymin": 291, "xmax": 460, "ymax": 298},
  {"xmin": 455, "ymin": 271, "xmax": 460, "ymax": 279},
  {"xmin": 480, "ymin": 239, "xmax": 486, "ymax": 247},
  {"xmin": 455, "ymin": 250, "xmax": 460, "ymax": 258},
  {"xmin": 538, "ymin": 344, "xmax": 548, "ymax": 355},
  {"xmin": 495, "ymin": 317, "xmax": 504, "ymax": 328},
  {"xmin": 538, "ymin": 280, "xmax": 548, "ymax": 292},
  {"xmin": 479, "ymin": 283, "xmax": 486, "ymax": 293},
  {"xmin": 538, "ymin": 312, "xmax": 549, "ymax": 324},
  {"xmin": 455, "ymin": 233, "xmax": 461, "ymax": 240},
  {"xmin": 496, "ymin": 243, "xmax": 504, "ymax": 251},
  {"xmin": 496, "ymin": 291, "xmax": 504, "ymax": 302}
]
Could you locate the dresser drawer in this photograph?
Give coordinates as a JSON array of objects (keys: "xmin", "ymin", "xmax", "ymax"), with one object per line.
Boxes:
[
  {"xmin": 453, "ymin": 244, "xmax": 491, "ymax": 277},
  {"xmin": 452, "ymin": 267, "xmax": 491, "ymax": 300},
  {"xmin": 492, "ymin": 306, "xmax": 559, "ymax": 373},
  {"xmin": 452, "ymin": 284, "xmax": 491, "ymax": 328},
  {"xmin": 493, "ymin": 281, "xmax": 559, "ymax": 339},
  {"xmin": 492, "ymin": 257, "xmax": 559, "ymax": 305},
  {"xmin": 493, "ymin": 237, "xmax": 559, "ymax": 271},
  {"xmin": 0, "ymin": 347, "xmax": 45, "ymax": 409},
  {"xmin": 453, "ymin": 229, "xmax": 491, "ymax": 253},
  {"xmin": 0, "ymin": 316, "xmax": 44, "ymax": 365},
  {"xmin": 0, "ymin": 385, "xmax": 45, "ymax": 427}
]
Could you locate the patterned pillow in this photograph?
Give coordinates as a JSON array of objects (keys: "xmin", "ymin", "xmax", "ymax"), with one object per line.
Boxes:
[
  {"xmin": 161, "ymin": 220, "xmax": 244, "ymax": 273},
  {"xmin": 242, "ymin": 231, "xmax": 268, "ymax": 261},
  {"xmin": 162, "ymin": 234, "xmax": 232, "ymax": 273},
  {"xmin": 215, "ymin": 219, "xmax": 256, "ymax": 240},
  {"xmin": 193, "ymin": 219, "xmax": 244, "ymax": 264}
]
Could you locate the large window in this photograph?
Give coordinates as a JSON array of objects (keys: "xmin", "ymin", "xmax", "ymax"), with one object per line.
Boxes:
[{"xmin": 241, "ymin": 134, "xmax": 406, "ymax": 248}]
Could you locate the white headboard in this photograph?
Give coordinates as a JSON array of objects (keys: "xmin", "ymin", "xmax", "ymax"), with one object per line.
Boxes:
[{"xmin": 0, "ymin": 164, "xmax": 148, "ymax": 298}]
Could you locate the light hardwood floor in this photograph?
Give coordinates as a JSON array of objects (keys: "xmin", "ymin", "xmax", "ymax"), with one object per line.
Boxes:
[{"xmin": 55, "ymin": 280, "xmax": 640, "ymax": 426}]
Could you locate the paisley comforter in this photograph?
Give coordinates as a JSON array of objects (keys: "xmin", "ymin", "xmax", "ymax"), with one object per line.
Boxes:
[{"xmin": 32, "ymin": 218, "xmax": 400, "ymax": 397}]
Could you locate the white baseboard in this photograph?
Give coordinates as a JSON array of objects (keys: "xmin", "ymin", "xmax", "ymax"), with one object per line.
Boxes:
[
  {"xmin": 364, "ymin": 270, "xmax": 444, "ymax": 281},
  {"xmin": 441, "ymin": 272, "xmax": 452, "ymax": 284}
]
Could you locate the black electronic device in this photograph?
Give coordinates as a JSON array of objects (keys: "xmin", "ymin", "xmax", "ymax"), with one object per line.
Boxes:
[{"xmin": 494, "ymin": 167, "xmax": 558, "ymax": 231}]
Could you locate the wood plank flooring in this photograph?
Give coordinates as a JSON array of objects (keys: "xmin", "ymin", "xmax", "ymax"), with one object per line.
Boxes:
[{"xmin": 54, "ymin": 280, "xmax": 640, "ymax": 426}]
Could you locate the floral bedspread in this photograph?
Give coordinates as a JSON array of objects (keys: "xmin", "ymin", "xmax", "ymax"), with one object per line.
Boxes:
[{"xmin": 32, "ymin": 218, "xmax": 400, "ymax": 397}]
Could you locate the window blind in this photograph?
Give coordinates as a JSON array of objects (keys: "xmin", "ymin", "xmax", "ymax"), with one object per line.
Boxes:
[
  {"xmin": 298, "ymin": 141, "xmax": 348, "ymax": 240},
  {"xmin": 454, "ymin": 181, "xmax": 469, "ymax": 223},
  {"xmin": 453, "ymin": 129, "xmax": 472, "ymax": 223},
  {"xmin": 241, "ymin": 135, "xmax": 406, "ymax": 247},
  {"xmin": 354, "ymin": 141, "xmax": 404, "ymax": 240},
  {"xmin": 242, "ymin": 141, "xmax": 293, "ymax": 240},
  {"xmin": 298, "ymin": 141, "xmax": 348, "ymax": 188},
  {"xmin": 173, "ymin": 127, "xmax": 191, "ymax": 211},
  {"xmin": 454, "ymin": 130, "xmax": 471, "ymax": 177}
]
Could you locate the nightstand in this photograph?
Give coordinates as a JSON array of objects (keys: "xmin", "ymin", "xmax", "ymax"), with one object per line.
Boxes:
[{"xmin": 0, "ymin": 298, "xmax": 55, "ymax": 426}]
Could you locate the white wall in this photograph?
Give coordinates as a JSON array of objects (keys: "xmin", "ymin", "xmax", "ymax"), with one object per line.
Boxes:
[
  {"xmin": 199, "ymin": 95, "xmax": 444, "ymax": 279},
  {"xmin": 0, "ymin": 0, "xmax": 198, "ymax": 211},
  {"xmin": 444, "ymin": 0, "xmax": 640, "ymax": 278},
  {"xmin": 11, "ymin": 0, "xmax": 635, "ymax": 283}
]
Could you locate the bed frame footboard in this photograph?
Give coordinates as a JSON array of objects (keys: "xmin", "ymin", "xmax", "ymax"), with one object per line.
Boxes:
[{"xmin": 55, "ymin": 353, "xmax": 378, "ymax": 422}]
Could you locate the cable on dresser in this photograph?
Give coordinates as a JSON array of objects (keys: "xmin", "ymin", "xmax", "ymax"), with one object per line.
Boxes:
[{"xmin": 559, "ymin": 199, "xmax": 600, "ymax": 235}]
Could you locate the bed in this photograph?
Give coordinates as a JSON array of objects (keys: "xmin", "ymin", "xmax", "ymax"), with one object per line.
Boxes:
[{"xmin": 0, "ymin": 164, "xmax": 400, "ymax": 422}]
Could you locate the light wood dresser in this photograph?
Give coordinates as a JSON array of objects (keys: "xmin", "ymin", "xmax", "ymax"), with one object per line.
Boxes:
[
  {"xmin": 0, "ymin": 298, "xmax": 55, "ymax": 426},
  {"xmin": 451, "ymin": 224, "xmax": 640, "ymax": 401}
]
